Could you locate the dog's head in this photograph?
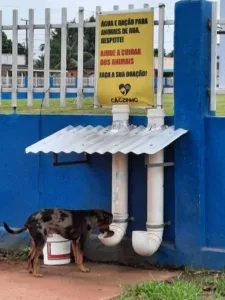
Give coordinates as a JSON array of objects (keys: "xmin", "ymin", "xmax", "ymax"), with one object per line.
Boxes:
[{"xmin": 92, "ymin": 209, "xmax": 113, "ymax": 233}]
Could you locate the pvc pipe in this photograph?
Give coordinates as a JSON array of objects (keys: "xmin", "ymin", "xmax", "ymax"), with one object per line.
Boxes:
[
  {"xmin": 99, "ymin": 105, "xmax": 129, "ymax": 246},
  {"xmin": 132, "ymin": 108, "xmax": 165, "ymax": 256}
]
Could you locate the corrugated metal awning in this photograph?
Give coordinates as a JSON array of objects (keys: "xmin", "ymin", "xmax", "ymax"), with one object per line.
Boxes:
[{"xmin": 25, "ymin": 124, "xmax": 187, "ymax": 155}]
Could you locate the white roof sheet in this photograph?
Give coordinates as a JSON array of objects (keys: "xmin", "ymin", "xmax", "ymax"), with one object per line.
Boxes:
[{"xmin": 25, "ymin": 125, "xmax": 187, "ymax": 155}]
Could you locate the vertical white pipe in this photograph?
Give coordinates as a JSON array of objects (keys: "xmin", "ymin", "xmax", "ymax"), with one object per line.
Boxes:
[
  {"xmin": 112, "ymin": 153, "xmax": 128, "ymax": 220},
  {"xmin": 147, "ymin": 152, "xmax": 164, "ymax": 227},
  {"xmin": 99, "ymin": 105, "xmax": 129, "ymax": 247},
  {"xmin": 132, "ymin": 108, "xmax": 165, "ymax": 256}
]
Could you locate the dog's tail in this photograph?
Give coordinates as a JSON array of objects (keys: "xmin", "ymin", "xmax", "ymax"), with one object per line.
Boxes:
[{"xmin": 3, "ymin": 222, "xmax": 27, "ymax": 235}]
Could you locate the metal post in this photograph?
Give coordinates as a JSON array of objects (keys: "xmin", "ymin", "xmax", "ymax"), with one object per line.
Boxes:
[
  {"xmin": 12, "ymin": 10, "xmax": 18, "ymax": 109},
  {"xmin": 27, "ymin": 9, "xmax": 34, "ymax": 106},
  {"xmin": 93, "ymin": 6, "xmax": 101, "ymax": 109},
  {"xmin": 60, "ymin": 8, "xmax": 67, "ymax": 107},
  {"xmin": 77, "ymin": 7, "xmax": 84, "ymax": 109},
  {"xmin": 44, "ymin": 8, "xmax": 50, "ymax": 107},
  {"xmin": 157, "ymin": 4, "xmax": 165, "ymax": 108},
  {"xmin": 21, "ymin": 18, "xmax": 29, "ymax": 65}
]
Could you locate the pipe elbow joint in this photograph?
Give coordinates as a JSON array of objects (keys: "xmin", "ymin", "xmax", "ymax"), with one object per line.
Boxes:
[
  {"xmin": 98, "ymin": 222, "xmax": 128, "ymax": 247},
  {"xmin": 132, "ymin": 229, "xmax": 163, "ymax": 256}
]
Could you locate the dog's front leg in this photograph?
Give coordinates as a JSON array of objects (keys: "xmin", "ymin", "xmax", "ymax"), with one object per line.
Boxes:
[{"xmin": 71, "ymin": 239, "xmax": 89, "ymax": 273}]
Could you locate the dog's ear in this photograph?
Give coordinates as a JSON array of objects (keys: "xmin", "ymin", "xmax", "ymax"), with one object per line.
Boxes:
[
  {"xmin": 92, "ymin": 209, "xmax": 112, "ymax": 223},
  {"xmin": 93, "ymin": 209, "xmax": 105, "ymax": 221}
]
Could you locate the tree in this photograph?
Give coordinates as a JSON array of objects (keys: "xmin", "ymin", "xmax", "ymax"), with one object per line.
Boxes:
[
  {"xmin": 34, "ymin": 16, "xmax": 96, "ymax": 69},
  {"xmin": 154, "ymin": 48, "xmax": 166, "ymax": 57},
  {"xmin": 166, "ymin": 50, "xmax": 174, "ymax": 57},
  {"xmin": 2, "ymin": 31, "xmax": 27, "ymax": 55}
]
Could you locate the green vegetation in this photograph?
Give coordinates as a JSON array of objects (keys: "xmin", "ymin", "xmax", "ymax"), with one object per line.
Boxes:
[
  {"xmin": 118, "ymin": 271, "xmax": 225, "ymax": 300},
  {"xmin": 1, "ymin": 94, "xmax": 225, "ymax": 116}
]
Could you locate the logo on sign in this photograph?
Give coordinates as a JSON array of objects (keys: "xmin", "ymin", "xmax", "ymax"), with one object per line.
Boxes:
[
  {"xmin": 111, "ymin": 83, "xmax": 137, "ymax": 103},
  {"xmin": 119, "ymin": 83, "xmax": 131, "ymax": 96}
]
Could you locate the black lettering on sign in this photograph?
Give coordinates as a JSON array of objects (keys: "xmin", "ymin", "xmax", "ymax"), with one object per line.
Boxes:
[
  {"xmin": 118, "ymin": 19, "xmax": 134, "ymax": 26},
  {"xmin": 122, "ymin": 28, "xmax": 128, "ymax": 34},
  {"xmin": 101, "ymin": 29, "xmax": 121, "ymax": 35},
  {"xmin": 101, "ymin": 37, "xmax": 124, "ymax": 44},
  {"xmin": 129, "ymin": 27, "xmax": 140, "ymax": 34},
  {"xmin": 111, "ymin": 97, "xmax": 138, "ymax": 103},
  {"xmin": 135, "ymin": 18, "xmax": 148, "ymax": 25},
  {"xmin": 126, "ymin": 70, "xmax": 148, "ymax": 78},
  {"xmin": 101, "ymin": 20, "xmax": 114, "ymax": 27},
  {"xmin": 116, "ymin": 72, "xmax": 126, "ymax": 78},
  {"xmin": 99, "ymin": 72, "xmax": 111, "ymax": 78}
]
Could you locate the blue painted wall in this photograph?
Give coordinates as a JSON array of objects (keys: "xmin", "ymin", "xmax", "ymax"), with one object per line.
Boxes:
[
  {"xmin": 205, "ymin": 117, "xmax": 225, "ymax": 249},
  {"xmin": 0, "ymin": 114, "xmax": 175, "ymax": 243}
]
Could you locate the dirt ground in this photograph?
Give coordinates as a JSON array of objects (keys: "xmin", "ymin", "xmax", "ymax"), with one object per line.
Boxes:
[{"xmin": 0, "ymin": 260, "xmax": 179, "ymax": 300}]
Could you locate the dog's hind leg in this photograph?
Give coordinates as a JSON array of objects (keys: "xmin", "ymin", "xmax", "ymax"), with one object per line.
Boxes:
[
  {"xmin": 32, "ymin": 244, "xmax": 45, "ymax": 278},
  {"xmin": 28, "ymin": 240, "xmax": 36, "ymax": 274},
  {"xmin": 71, "ymin": 239, "xmax": 78, "ymax": 264},
  {"xmin": 31, "ymin": 231, "xmax": 47, "ymax": 278}
]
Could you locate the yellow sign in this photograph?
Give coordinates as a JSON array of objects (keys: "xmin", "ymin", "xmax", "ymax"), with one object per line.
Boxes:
[{"xmin": 96, "ymin": 10, "xmax": 154, "ymax": 107}]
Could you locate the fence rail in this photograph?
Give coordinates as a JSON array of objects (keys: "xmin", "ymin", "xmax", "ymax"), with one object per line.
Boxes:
[{"xmin": 0, "ymin": 76, "xmax": 174, "ymax": 89}]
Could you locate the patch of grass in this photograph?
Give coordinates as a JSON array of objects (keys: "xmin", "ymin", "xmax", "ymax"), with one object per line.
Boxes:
[
  {"xmin": 1, "ymin": 94, "xmax": 225, "ymax": 116},
  {"xmin": 118, "ymin": 271, "xmax": 225, "ymax": 300},
  {"xmin": 119, "ymin": 280, "xmax": 201, "ymax": 300}
]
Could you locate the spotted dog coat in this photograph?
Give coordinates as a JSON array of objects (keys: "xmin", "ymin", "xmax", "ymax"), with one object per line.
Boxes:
[{"xmin": 3, "ymin": 208, "xmax": 113, "ymax": 277}]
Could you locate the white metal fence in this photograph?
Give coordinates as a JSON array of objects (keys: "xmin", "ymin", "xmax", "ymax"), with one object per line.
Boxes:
[
  {"xmin": 0, "ymin": 76, "xmax": 95, "ymax": 88},
  {"xmin": 0, "ymin": 5, "xmax": 173, "ymax": 109},
  {"xmin": 1, "ymin": 76, "xmax": 174, "ymax": 89}
]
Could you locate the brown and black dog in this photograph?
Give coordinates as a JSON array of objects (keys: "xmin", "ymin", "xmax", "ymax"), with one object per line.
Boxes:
[{"xmin": 3, "ymin": 208, "xmax": 113, "ymax": 277}]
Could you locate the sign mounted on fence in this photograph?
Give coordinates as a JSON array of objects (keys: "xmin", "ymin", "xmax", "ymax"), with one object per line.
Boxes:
[{"xmin": 96, "ymin": 9, "xmax": 154, "ymax": 107}]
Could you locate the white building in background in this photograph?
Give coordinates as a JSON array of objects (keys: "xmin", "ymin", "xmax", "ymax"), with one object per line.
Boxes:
[
  {"xmin": 2, "ymin": 54, "xmax": 26, "ymax": 65},
  {"xmin": 1, "ymin": 54, "xmax": 26, "ymax": 76}
]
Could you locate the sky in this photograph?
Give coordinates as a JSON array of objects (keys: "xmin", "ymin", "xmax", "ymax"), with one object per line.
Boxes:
[{"xmin": 0, "ymin": 0, "xmax": 221, "ymax": 58}]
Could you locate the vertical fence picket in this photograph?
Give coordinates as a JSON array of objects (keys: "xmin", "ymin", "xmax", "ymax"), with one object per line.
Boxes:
[
  {"xmin": 60, "ymin": 8, "xmax": 67, "ymax": 108},
  {"xmin": 12, "ymin": 10, "xmax": 18, "ymax": 109},
  {"xmin": 44, "ymin": 8, "xmax": 50, "ymax": 106},
  {"xmin": 77, "ymin": 7, "xmax": 84, "ymax": 109},
  {"xmin": 157, "ymin": 4, "xmax": 165, "ymax": 108},
  {"xmin": 113, "ymin": 5, "xmax": 119, "ymax": 11},
  {"xmin": 94, "ymin": 6, "xmax": 101, "ymax": 109},
  {"xmin": 28, "ymin": 9, "xmax": 34, "ymax": 106}
]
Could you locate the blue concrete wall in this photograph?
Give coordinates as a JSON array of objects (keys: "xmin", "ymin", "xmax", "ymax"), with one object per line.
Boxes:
[
  {"xmin": 205, "ymin": 117, "xmax": 225, "ymax": 249},
  {"xmin": 0, "ymin": 114, "xmax": 175, "ymax": 245}
]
